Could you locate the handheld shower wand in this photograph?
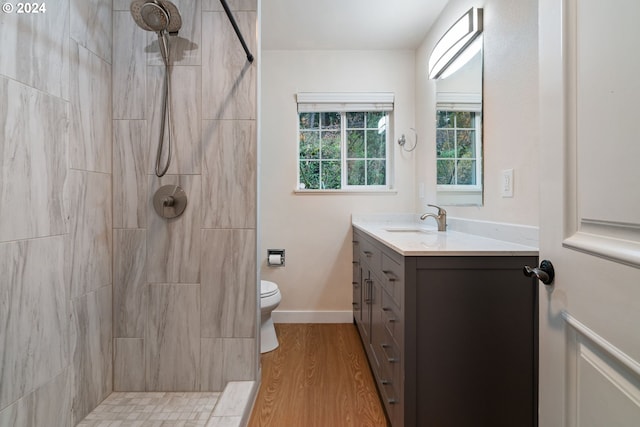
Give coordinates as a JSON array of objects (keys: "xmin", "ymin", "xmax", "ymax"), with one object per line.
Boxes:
[{"xmin": 130, "ymin": 0, "xmax": 182, "ymax": 176}]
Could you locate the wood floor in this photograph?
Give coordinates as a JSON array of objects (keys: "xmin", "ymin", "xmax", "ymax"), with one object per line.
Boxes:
[{"xmin": 248, "ymin": 323, "xmax": 389, "ymax": 427}]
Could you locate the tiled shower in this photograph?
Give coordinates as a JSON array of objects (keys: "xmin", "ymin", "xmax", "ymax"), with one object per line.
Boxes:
[{"xmin": 0, "ymin": 0, "xmax": 259, "ymax": 425}]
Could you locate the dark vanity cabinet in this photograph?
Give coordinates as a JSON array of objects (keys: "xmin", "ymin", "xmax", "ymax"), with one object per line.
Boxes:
[{"xmin": 352, "ymin": 227, "xmax": 539, "ymax": 427}]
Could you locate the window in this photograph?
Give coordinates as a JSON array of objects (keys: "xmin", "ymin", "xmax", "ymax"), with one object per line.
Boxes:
[
  {"xmin": 436, "ymin": 110, "xmax": 481, "ymax": 187},
  {"xmin": 435, "ymin": 90, "xmax": 482, "ymax": 196},
  {"xmin": 296, "ymin": 93, "xmax": 393, "ymax": 191}
]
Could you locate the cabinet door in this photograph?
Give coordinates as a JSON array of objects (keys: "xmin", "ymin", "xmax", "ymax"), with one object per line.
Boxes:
[
  {"xmin": 414, "ymin": 256, "xmax": 538, "ymax": 427},
  {"xmin": 359, "ymin": 269, "xmax": 372, "ymax": 344},
  {"xmin": 369, "ymin": 277, "xmax": 383, "ymax": 370}
]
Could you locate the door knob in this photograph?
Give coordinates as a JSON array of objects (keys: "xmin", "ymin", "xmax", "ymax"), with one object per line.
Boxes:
[{"xmin": 523, "ymin": 260, "xmax": 555, "ymax": 285}]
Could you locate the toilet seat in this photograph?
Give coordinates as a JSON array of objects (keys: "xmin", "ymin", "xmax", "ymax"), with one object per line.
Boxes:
[{"xmin": 261, "ymin": 280, "xmax": 279, "ymax": 298}]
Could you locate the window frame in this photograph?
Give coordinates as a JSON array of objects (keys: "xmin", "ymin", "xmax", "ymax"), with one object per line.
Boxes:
[{"xmin": 296, "ymin": 93, "xmax": 395, "ymax": 193}]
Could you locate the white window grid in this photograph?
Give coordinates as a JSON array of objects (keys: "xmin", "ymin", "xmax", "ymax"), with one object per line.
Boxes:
[
  {"xmin": 435, "ymin": 108, "xmax": 482, "ymax": 191},
  {"xmin": 297, "ymin": 111, "xmax": 391, "ymax": 191}
]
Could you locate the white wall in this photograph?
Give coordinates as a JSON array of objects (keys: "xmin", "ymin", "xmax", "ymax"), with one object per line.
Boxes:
[
  {"xmin": 416, "ymin": 0, "xmax": 539, "ymax": 226},
  {"xmin": 261, "ymin": 50, "xmax": 417, "ymax": 318}
]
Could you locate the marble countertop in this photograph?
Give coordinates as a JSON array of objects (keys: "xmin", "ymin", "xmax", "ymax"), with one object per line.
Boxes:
[{"xmin": 352, "ymin": 214, "xmax": 539, "ymax": 257}]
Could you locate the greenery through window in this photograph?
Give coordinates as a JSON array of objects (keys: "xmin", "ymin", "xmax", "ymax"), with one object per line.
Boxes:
[
  {"xmin": 436, "ymin": 110, "xmax": 480, "ymax": 186},
  {"xmin": 299, "ymin": 111, "xmax": 388, "ymax": 190}
]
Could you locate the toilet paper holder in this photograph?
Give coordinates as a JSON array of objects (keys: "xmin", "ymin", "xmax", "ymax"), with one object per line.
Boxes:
[{"xmin": 267, "ymin": 249, "xmax": 285, "ymax": 266}]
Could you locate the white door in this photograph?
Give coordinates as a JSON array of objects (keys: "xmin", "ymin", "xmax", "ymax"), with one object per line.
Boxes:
[{"xmin": 538, "ymin": 0, "xmax": 640, "ymax": 425}]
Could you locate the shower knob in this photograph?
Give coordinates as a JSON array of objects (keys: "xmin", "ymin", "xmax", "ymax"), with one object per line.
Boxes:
[{"xmin": 153, "ymin": 185, "xmax": 187, "ymax": 219}]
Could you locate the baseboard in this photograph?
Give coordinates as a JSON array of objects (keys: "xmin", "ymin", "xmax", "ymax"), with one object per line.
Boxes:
[{"xmin": 272, "ymin": 310, "xmax": 353, "ymax": 324}]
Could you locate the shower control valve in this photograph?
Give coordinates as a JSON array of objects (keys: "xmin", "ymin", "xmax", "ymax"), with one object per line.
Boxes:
[{"xmin": 153, "ymin": 185, "xmax": 187, "ymax": 219}]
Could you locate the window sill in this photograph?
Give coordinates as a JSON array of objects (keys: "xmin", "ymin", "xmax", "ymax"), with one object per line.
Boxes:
[{"xmin": 293, "ymin": 189, "xmax": 398, "ymax": 195}]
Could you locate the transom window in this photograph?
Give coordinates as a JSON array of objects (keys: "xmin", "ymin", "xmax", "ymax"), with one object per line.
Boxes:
[{"xmin": 296, "ymin": 92, "xmax": 394, "ymax": 191}]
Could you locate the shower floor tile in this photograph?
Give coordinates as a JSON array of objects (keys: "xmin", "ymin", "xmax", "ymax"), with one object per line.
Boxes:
[{"xmin": 77, "ymin": 392, "xmax": 221, "ymax": 427}]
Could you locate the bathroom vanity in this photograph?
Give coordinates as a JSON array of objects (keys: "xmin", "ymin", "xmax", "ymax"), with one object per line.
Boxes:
[{"xmin": 352, "ymin": 220, "xmax": 539, "ymax": 427}]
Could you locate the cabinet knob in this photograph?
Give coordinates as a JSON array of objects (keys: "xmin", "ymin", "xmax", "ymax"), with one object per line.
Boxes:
[
  {"xmin": 382, "ymin": 270, "xmax": 397, "ymax": 281},
  {"xmin": 381, "ymin": 343, "xmax": 397, "ymax": 363}
]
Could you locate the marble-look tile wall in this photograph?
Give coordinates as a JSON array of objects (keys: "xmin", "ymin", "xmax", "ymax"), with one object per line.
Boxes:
[
  {"xmin": 0, "ymin": 0, "xmax": 113, "ymax": 426},
  {"xmin": 112, "ymin": 0, "xmax": 259, "ymax": 392}
]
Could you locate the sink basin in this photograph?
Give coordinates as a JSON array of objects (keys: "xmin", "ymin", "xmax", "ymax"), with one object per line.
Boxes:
[{"xmin": 384, "ymin": 227, "xmax": 433, "ymax": 233}]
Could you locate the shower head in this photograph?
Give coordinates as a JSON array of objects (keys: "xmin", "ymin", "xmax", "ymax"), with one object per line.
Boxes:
[
  {"xmin": 140, "ymin": 2, "xmax": 168, "ymax": 31},
  {"xmin": 130, "ymin": 0, "xmax": 182, "ymax": 34}
]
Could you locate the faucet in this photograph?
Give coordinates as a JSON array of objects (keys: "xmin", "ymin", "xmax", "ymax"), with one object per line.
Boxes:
[{"xmin": 420, "ymin": 204, "xmax": 447, "ymax": 231}]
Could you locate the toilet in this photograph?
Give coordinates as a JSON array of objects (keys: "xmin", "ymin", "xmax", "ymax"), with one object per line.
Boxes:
[{"xmin": 260, "ymin": 280, "xmax": 282, "ymax": 353}]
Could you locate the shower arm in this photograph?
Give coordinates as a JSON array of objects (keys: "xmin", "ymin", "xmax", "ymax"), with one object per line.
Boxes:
[{"xmin": 219, "ymin": 0, "xmax": 254, "ymax": 63}]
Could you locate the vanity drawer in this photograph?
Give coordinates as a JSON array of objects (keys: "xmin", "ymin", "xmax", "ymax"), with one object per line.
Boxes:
[
  {"xmin": 374, "ymin": 318, "xmax": 401, "ymax": 374},
  {"xmin": 381, "ymin": 290, "xmax": 402, "ymax": 345},
  {"xmin": 377, "ymin": 370, "xmax": 399, "ymax": 422},
  {"xmin": 358, "ymin": 233, "xmax": 381, "ymax": 273},
  {"xmin": 381, "ymin": 252, "xmax": 404, "ymax": 307},
  {"xmin": 378, "ymin": 340, "xmax": 400, "ymax": 379}
]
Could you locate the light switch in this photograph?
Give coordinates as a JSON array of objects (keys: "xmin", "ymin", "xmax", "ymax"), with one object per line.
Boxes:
[{"xmin": 502, "ymin": 169, "xmax": 514, "ymax": 198}]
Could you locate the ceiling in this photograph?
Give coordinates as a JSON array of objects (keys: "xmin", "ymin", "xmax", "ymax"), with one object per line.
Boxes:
[{"xmin": 261, "ymin": 0, "xmax": 449, "ymax": 50}]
